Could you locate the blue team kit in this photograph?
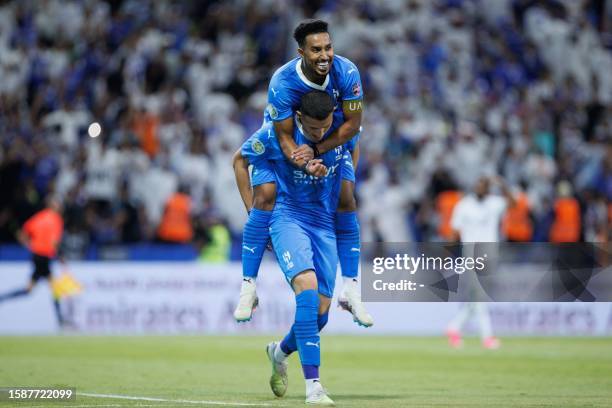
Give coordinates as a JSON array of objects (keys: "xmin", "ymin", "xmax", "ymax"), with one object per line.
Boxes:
[
  {"xmin": 241, "ymin": 121, "xmax": 347, "ymax": 297},
  {"xmin": 241, "ymin": 54, "xmax": 364, "ymax": 295}
]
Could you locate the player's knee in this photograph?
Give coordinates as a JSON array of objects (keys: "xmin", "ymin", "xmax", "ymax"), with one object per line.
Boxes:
[
  {"xmin": 253, "ymin": 183, "xmax": 276, "ymax": 211},
  {"xmin": 337, "ymin": 181, "xmax": 357, "ymax": 212},
  {"xmin": 292, "ymin": 270, "xmax": 318, "ymax": 294}
]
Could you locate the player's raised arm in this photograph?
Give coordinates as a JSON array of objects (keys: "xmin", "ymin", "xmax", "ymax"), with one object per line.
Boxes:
[
  {"xmin": 232, "ymin": 149, "xmax": 253, "ymax": 213},
  {"xmin": 351, "ymin": 142, "xmax": 360, "ymax": 171},
  {"xmin": 272, "ymin": 118, "xmax": 307, "ymax": 167},
  {"xmin": 266, "ymin": 59, "xmax": 309, "ymax": 169},
  {"xmin": 312, "ymin": 98, "xmax": 362, "ymax": 157},
  {"xmin": 293, "ymin": 61, "xmax": 363, "ymax": 160}
]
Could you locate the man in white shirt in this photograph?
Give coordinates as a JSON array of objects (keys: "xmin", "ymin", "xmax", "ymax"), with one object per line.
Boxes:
[{"xmin": 446, "ymin": 176, "xmax": 515, "ymax": 349}]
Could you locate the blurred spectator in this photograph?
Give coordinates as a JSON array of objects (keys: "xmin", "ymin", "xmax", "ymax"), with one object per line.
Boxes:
[
  {"xmin": 115, "ymin": 181, "xmax": 144, "ymax": 243},
  {"xmin": 502, "ymin": 181, "xmax": 533, "ymax": 242},
  {"xmin": 550, "ymin": 181, "xmax": 582, "ymax": 243},
  {"xmin": 157, "ymin": 184, "xmax": 193, "ymax": 244},
  {"xmin": 436, "ymin": 190, "xmax": 463, "ymax": 242}
]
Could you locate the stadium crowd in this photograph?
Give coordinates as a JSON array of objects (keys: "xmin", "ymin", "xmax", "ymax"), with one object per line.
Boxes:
[{"xmin": 0, "ymin": 0, "xmax": 610, "ymax": 259}]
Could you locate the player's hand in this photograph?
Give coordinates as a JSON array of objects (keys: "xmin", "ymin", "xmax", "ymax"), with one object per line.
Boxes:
[
  {"xmin": 291, "ymin": 144, "xmax": 315, "ymax": 162},
  {"xmin": 305, "ymin": 159, "xmax": 327, "ymax": 177}
]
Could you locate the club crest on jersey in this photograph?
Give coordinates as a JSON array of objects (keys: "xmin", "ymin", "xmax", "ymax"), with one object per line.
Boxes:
[
  {"xmin": 252, "ymin": 138, "xmax": 265, "ymax": 155},
  {"xmin": 266, "ymin": 103, "xmax": 278, "ymax": 119},
  {"xmin": 352, "ymin": 83, "xmax": 361, "ymax": 97}
]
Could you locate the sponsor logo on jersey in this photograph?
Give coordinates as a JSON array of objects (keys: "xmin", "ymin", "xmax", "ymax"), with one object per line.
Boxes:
[
  {"xmin": 293, "ymin": 163, "xmax": 340, "ymax": 184},
  {"xmin": 252, "ymin": 138, "xmax": 265, "ymax": 155},
  {"xmin": 282, "ymin": 250, "xmax": 294, "ymax": 269}
]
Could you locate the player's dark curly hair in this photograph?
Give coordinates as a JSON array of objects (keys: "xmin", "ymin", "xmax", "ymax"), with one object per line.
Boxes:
[
  {"xmin": 299, "ymin": 91, "xmax": 334, "ymax": 120},
  {"xmin": 293, "ymin": 19, "xmax": 329, "ymax": 47}
]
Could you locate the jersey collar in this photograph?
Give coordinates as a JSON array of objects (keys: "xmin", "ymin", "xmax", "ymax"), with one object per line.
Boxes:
[{"xmin": 296, "ymin": 59, "xmax": 329, "ymax": 91}]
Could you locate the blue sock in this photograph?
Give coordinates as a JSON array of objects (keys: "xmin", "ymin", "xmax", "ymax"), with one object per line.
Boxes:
[
  {"xmin": 280, "ymin": 326, "xmax": 296, "ymax": 354},
  {"xmin": 294, "ymin": 289, "xmax": 320, "ymax": 369},
  {"xmin": 242, "ymin": 208, "xmax": 272, "ymax": 279},
  {"xmin": 303, "ymin": 364, "xmax": 319, "ymax": 380},
  {"xmin": 336, "ymin": 211, "xmax": 360, "ymax": 279},
  {"xmin": 318, "ymin": 312, "xmax": 329, "ymax": 332},
  {"xmin": 280, "ymin": 312, "xmax": 329, "ymax": 355},
  {"xmin": 0, "ymin": 288, "xmax": 29, "ymax": 302}
]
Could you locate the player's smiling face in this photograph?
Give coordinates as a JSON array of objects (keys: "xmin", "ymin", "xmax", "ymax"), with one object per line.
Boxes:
[
  {"xmin": 299, "ymin": 32, "xmax": 334, "ymax": 79},
  {"xmin": 298, "ymin": 112, "xmax": 333, "ymax": 143}
]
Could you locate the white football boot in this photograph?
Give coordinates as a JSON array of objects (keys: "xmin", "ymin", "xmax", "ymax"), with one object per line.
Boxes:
[
  {"xmin": 233, "ymin": 278, "xmax": 258, "ymax": 322},
  {"xmin": 265, "ymin": 341, "xmax": 288, "ymax": 397},
  {"xmin": 338, "ymin": 278, "xmax": 373, "ymax": 327},
  {"xmin": 305, "ymin": 380, "xmax": 335, "ymax": 405}
]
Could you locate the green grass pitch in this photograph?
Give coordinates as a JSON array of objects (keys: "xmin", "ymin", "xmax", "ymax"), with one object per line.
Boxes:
[{"xmin": 0, "ymin": 336, "xmax": 610, "ymax": 407}]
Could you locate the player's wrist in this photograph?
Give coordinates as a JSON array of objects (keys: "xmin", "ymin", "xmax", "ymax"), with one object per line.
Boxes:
[{"xmin": 302, "ymin": 159, "xmax": 314, "ymax": 174}]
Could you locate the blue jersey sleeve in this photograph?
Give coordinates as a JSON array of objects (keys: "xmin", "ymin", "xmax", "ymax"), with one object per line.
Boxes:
[
  {"xmin": 241, "ymin": 125, "xmax": 284, "ymax": 167},
  {"xmin": 241, "ymin": 126, "xmax": 272, "ymax": 166},
  {"xmin": 266, "ymin": 74, "xmax": 294, "ymax": 122},
  {"xmin": 339, "ymin": 59, "xmax": 363, "ymax": 102}
]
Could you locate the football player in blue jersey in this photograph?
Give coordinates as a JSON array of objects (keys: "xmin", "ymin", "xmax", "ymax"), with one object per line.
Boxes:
[
  {"xmin": 234, "ymin": 19, "xmax": 372, "ymax": 328},
  {"xmin": 235, "ymin": 91, "xmax": 347, "ymax": 405}
]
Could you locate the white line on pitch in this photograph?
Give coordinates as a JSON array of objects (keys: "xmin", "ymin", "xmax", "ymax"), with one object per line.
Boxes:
[
  {"xmin": 29, "ymin": 405, "xmax": 190, "ymax": 408},
  {"xmin": 79, "ymin": 392, "xmax": 277, "ymax": 407},
  {"xmin": 28, "ymin": 405, "xmax": 123, "ymax": 408},
  {"xmin": 28, "ymin": 405, "xmax": 124, "ymax": 408}
]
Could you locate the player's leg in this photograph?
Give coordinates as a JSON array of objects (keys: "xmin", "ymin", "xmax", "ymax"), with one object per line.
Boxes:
[
  {"xmin": 290, "ymin": 271, "xmax": 324, "ymax": 398},
  {"xmin": 278, "ymin": 292, "xmax": 332, "ymax": 357},
  {"xmin": 336, "ymin": 153, "xmax": 373, "ymax": 327},
  {"xmin": 35, "ymin": 255, "xmax": 66, "ymax": 326},
  {"xmin": 475, "ymin": 303, "xmax": 500, "ymax": 349},
  {"xmin": 298, "ymin": 223, "xmax": 337, "ymax": 405},
  {"xmin": 268, "ymin": 218, "xmax": 333, "ymax": 404},
  {"xmin": 317, "ymin": 295, "xmax": 331, "ymax": 332},
  {"xmin": 0, "ymin": 281, "xmax": 33, "ymax": 302},
  {"xmin": 475, "ymin": 244, "xmax": 500, "ymax": 349},
  {"xmin": 0, "ymin": 255, "xmax": 42, "ymax": 302},
  {"xmin": 336, "ymin": 179, "xmax": 360, "ymax": 280},
  {"xmin": 446, "ymin": 302, "xmax": 474, "ymax": 348},
  {"xmin": 266, "ymin": 218, "xmax": 317, "ymax": 398},
  {"xmin": 234, "ymin": 165, "xmax": 276, "ymax": 322}
]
